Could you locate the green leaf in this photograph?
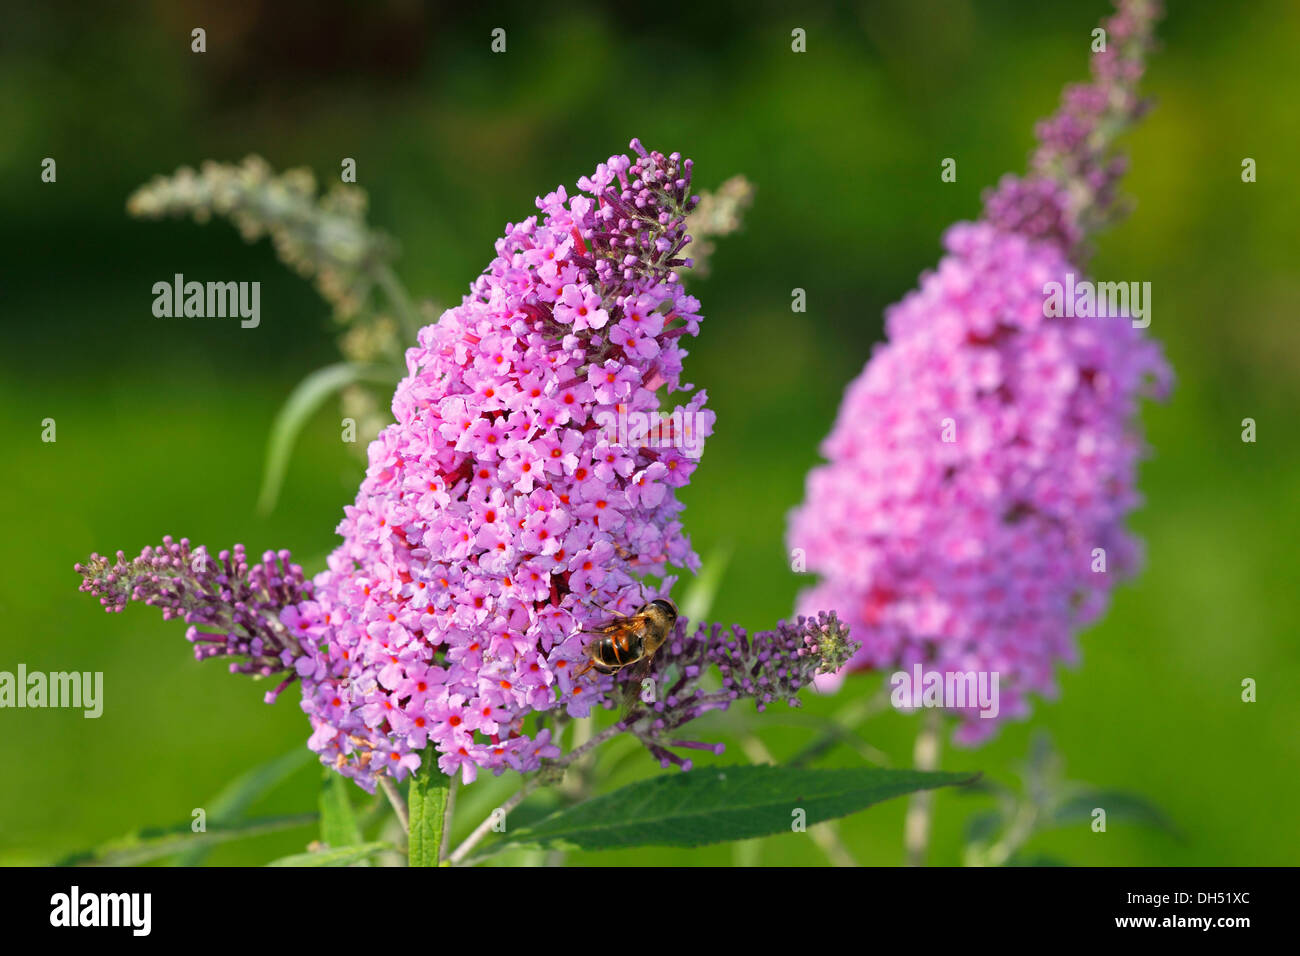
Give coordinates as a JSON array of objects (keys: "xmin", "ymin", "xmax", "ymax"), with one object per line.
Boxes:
[
  {"xmin": 266, "ymin": 841, "xmax": 391, "ymax": 867},
  {"xmin": 407, "ymin": 745, "xmax": 452, "ymax": 867},
  {"xmin": 483, "ymin": 765, "xmax": 977, "ymax": 856},
  {"xmin": 963, "ymin": 808, "xmax": 1004, "ymax": 845},
  {"xmin": 319, "ymin": 770, "xmax": 365, "ymax": 849},
  {"xmin": 174, "ymin": 748, "xmax": 314, "ymax": 866},
  {"xmin": 954, "ymin": 777, "xmax": 1014, "ymax": 799},
  {"xmin": 679, "ymin": 544, "xmax": 732, "ymax": 624},
  {"xmin": 485, "ymin": 791, "xmax": 562, "ymax": 834},
  {"xmin": 764, "ymin": 711, "xmax": 888, "ymax": 768},
  {"xmin": 1052, "ymin": 789, "xmax": 1181, "ymax": 836},
  {"xmin": 1007, "ymin": 853, "xmax": 1070, "ymax": 867},
  {"xmin": 256, "ymin": 362, "xmax": 396, "ymax": 515},
  {"xmin": 58, "ymin": 814, "xmax": 317, "ymax": 867}
]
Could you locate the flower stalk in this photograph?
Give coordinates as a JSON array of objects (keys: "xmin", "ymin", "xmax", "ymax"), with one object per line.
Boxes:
[{"xmin": 904, "ymin": 710, "xmax": 943, "ymax": 866}]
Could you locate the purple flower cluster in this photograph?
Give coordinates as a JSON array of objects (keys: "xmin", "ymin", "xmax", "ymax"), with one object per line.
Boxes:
[
  {"xmin": 788, "ymin": 0, "xmax": 1169, "ymax": 742},
  {"xmin": 76, "ymin": 539, "xmax": 316, "ymax": 703},
  {"xmin": 983, "ymin": 0, "xmax": 1162, "ymax": 257},
  {"xmin": 626, "ymin": 611, "xmax": 856, "ymax": 770},
  {"xmin": 285, "ymin": 141, "xmax": 714, "ymax": 788}
]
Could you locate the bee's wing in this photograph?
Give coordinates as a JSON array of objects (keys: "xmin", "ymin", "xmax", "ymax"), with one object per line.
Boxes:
[
  {"xmin": 578, "ymin": 611, "xmax": 649, "ymax": 636},
  {"xmin": 620, "ymin": 656, "xmax": 655, "ymax": 719},
  {"xmin": 618, "ymin": 624, "xmax": 660, "ymax": 718},
  {"xmin": 577, "ymin": 619, "xmax": 625, "ymax": 638}
]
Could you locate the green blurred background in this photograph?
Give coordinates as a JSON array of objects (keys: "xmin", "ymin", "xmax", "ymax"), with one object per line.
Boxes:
[{"xmin": 2, "ymin": 0, "xmax": 1297, "ymax": 866}]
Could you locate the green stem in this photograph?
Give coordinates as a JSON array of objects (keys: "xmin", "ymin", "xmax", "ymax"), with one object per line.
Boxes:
[
  {"xmin": 439, "ymin": 777, "xmax": 458, "ymax": 864},
  {"xmin": 786, "ymin": 687, "xmax": 891, "ymax": 767},
  {"xmin": 379, "ymin": 776, "xmax": 408, "ymax": 833},
  {"xmin": 980, "ymin": 802, "xmax": 1039, "ymax": 868},
  {"xmin": 904, "ymin": 709, "xmax": 943, "ymax": 866},
  {"xmin": 374, "ymin": 264, "xmax": 422, "ymax": 345},
  {"xmin": 448, "ymin": 722, "xmax": 625, "ymax": 865}
]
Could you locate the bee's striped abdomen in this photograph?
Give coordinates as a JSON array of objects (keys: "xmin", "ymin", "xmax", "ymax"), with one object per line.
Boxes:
[{"xmin": 597, "ymin": 632, "xmax": 640, "ymax": 668}]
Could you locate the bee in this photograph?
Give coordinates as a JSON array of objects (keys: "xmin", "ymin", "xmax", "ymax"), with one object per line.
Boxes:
[{"xmin": 573, "ymin": 598, "xmax": 678, "ymax": 714}]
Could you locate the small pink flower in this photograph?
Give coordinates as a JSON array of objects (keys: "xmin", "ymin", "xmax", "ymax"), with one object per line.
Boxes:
[{"xmin": 554, "ymin": 283, "xmax": 609, "ymax": 331}]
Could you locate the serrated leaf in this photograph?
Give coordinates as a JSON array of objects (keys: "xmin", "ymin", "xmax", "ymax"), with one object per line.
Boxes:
[
  {"xmin": 266, "ymin": 841, "xmax": 391, "ymax": 867},
  {"xmin": 485, "ymin": 765, "xmax": 977, "ymax": 856},
  {"xmin": 408, "ymin": 745, "xmax": 452, "ymax": 867},
  {"xmin": 58, "ymin": 814, "xmax": 317, "ymax": 867},
  {"xmin": 319, "ymin": 770, "xmax": 365, "ymax": 850},
  {"xmin": 257, "ymin": 362, "xmax": 396, "ymax": 514},
  {"xmin": 1052, "ymin": 789, "xmax": 1180, "ymax": 836},
  {"xmin": 175, "ymin": 748, "xmax": 314, "ymax": 866}
]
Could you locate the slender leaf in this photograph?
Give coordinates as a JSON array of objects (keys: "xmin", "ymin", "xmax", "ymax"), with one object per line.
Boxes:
[
  {"xmin": 963, "ymin": 808, "xmax": 1004, "ymax": 845},
  {"xmin": 679, "ymin": 544, "xmax": 732, "ymax": 624},
  {"xmin": 954, "ymin": 777, "xmax": 1015, "ymax": 799},
  {"xmin": 319, "ymin": 770, "xmax": 365, "ymax": 849},
  {"xmin": 1007, "ymin": 853, "xmax": 1070, "ymax": 867},
  {"xmin": 482, "ymin": 765, "xmax": 977, "ymax": 856},
  {"xmin": 759, "ymin": 711, "xmax": 889, "ymax": 768},
  {"xmin": 1052, "ymin": 789, "xmax": 1181, "ymax": 836},
  {"xmin": 257, "ymin": 361, "xmax": 396, "ymax": 514},
  {"xmin": 58, "ymin": 814, "xmax": 317, "ymax": 867},
  {"xmin": 485, "ymin": 792, "xmax": 562, "ymax": 834},
  {"xmin": 174, "ymin": 747, "xmax": 313, "ymax": 866},
  {"xmin": 357, "ymin": 792, "xmax": 396, "ymax": 835},
  {"xmin": 408, "ymin": 745, "xmax": 452, "ymax": 866},
  {"xmin": 266, "ymin": 841, "xmax": 391, "ymax": 867}
]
